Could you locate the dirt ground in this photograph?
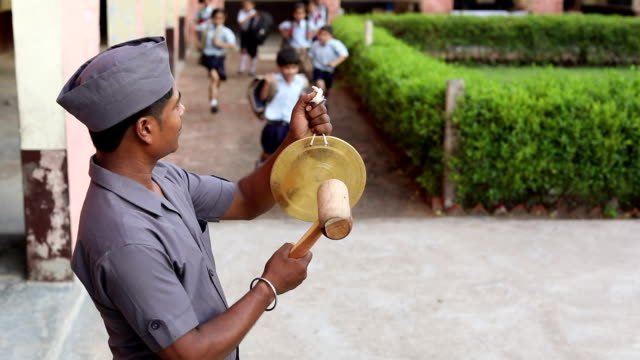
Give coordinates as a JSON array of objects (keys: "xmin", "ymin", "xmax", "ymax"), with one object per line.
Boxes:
[{"xmin": 166, "ymin": 48, "xmax": 431, "ymax": 219}]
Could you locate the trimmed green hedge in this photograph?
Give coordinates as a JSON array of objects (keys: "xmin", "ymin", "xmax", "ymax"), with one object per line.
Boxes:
[
  {"xmin": 454, "ymin": 72, "xmax": 640, "ymax": 207},
  {"xmin": 333, "ymin": 17, "xmax": 458, "ymax": 194},
  {"xmin": 373, "ymin": 14, "xmax": 640, "ymax": 66},
  {"xmin": 333, "ymin": 15, "xmax": 640, "ymax": 207}
]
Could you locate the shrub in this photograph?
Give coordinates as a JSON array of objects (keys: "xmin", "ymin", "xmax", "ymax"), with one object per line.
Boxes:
[
  {"xmin": 453, "ymin": 71, "xmax": 640, "ymax": 207},
  {"xmin": 374, "ymin": 14, "xmax": 640, "ymax": 66},
  {"xmin": 333, "ymin": 15, "xmax": 640, "ymax": 208}
]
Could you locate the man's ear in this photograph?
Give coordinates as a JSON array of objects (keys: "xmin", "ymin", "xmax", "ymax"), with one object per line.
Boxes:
[{"xmin": 133, "ymin": 116, "xmax": 155, "ymax": 145}]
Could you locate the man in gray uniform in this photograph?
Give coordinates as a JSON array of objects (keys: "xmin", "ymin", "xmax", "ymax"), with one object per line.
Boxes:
[{"xmin": 56, "ymin": 37, "xmax": 331, "ymax": 360}]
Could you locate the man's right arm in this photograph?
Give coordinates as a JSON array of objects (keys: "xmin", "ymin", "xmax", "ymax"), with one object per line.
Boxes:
[
  {"xmin": 158, "ymin": 243, "xmax": 312, "ymax": 360},
  {"xmin": 101, "ymin": 242, "xmax": 311, "ymax": 360}
]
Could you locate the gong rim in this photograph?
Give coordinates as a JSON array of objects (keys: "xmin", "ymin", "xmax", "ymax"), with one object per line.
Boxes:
[{"xmin": 270, "ymin": 136, "xmax": 366, "ymax": 222}]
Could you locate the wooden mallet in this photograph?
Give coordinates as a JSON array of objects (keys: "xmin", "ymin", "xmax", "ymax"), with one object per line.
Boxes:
[{"xmin": 288, "ymin": 179, "xmax": 353, "ymax": 259}]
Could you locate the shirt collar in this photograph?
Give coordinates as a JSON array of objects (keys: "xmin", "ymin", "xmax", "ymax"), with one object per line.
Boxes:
[{"xmin": 89, "ymin": 157, "xmax": 169, "ymax": 217}]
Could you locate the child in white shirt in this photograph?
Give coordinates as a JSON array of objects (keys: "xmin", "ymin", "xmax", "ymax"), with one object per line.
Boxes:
[
  {"xmin": 309, "ymin": 25, "xmax": 348, "ymax": 98},
  {"xmin": 257, "ymin": 47, "xmax": 309, "ymax": 163},
  {"xmin": 307, "ymin": 0, "xmax": 328, "ymax": 35},
  {"xmin": 197, "ymin": 8, "xmax": 237, "ymax": 113},
  {"xmin": 278, "ymin": 3, "xmax": 314, "ymax": 78},
  {"xmin": 237, "ymin": 0, "xmax": 258, "ymax": 75}
]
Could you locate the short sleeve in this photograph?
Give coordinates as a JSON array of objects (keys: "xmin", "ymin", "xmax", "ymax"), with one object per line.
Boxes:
[
  {"xmin": 185, "ymin": 171, "xmax": 236, "ymax": 221},
  {"xmin": 99, "ymin": 245, "xmax": 200, "ymax": 352},
  {"xmin": 224, "ymin": 28, "xmax": 236, "ymax": 45},
  {"xmin": 333, "ymin": 40, "xmax": 349, "ymax": 57}
]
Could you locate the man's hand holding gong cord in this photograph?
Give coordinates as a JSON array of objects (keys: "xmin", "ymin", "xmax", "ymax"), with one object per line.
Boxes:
[
  {"xmin": 223, "ymin": 86, "xmax": 332, "ymax": 220},
  {"xmin": 286, "ymin": 86, "xmax": 332, "ymax": 142}
]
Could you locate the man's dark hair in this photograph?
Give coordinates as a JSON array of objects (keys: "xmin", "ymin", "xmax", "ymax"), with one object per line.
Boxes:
[
  {"xmin": 319, "ymin": 25, "xmax": 333, "ymax": 35},
  {"xmin": 211, "ymin": 8, "xmax": 225, "ymax": 18},
  {"xmin": 89, "ymin": 88, "xmax": 173, "ymax": 153},
  {"xmin": 276, "ymin": 47, "xmax": 300, "ymax": 66}
]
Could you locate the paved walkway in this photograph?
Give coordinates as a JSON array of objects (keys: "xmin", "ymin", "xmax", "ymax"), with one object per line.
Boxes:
[
  {"xmin": 1, "ymin": 41, "xmax": 639, "ymax": 359},
  {"xmin": 2, "ymin": 219, "xmax": 639, "ymax": 359}
]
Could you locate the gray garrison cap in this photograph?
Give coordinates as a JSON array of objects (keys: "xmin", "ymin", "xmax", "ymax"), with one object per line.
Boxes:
[{"xmin": 57, "ymin": 37, "xmax": 174, "ymax": 132}]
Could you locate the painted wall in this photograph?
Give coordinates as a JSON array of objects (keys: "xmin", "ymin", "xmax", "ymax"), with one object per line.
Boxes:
[
  {"xmin": 108, "ymin": 0, "xmax": 182, "ymax": 46},
  {"xmin": 60, "ymin": 0, "xmax": 100, "ymax": 248},
  {"xmin": 13, "ymin": 1, "xmax": 65, "ymax": 150},
  {"xmin": 144, "ymin": 0, "xmax": 167, "ymax": 37},
  {"xmin": 107, "ymin": 0, "xmax": 145, "ymax": 46}
]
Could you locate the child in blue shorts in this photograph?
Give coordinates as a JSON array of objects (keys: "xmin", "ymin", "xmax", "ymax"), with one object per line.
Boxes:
[
  {"xmin": 197, "ymin": 8, "xmax": 237, "ymax": 113},
  {"xmin": 257, "ymin": 47, "xmax": 309, "ymax": 164},
  {"xmin": 309, "ymin": 25, "xmax": 348, "ymax": 99}
]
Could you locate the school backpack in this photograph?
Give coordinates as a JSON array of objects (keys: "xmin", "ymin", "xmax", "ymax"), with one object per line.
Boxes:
[
  {"xmin": 249, "ymin": 11, "xmax": 273, "ymax": 45},
  {"xmin": 247, "ymin": 75, "xmax": 277, "ymax": 118}
]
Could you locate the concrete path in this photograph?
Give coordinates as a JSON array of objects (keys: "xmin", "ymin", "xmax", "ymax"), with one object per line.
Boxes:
[
  {"xmin": 1, "ymin": 219, "xmax": 639, "ymax": 359},
  {"xmin": 214, "ymin": 219, "xmax": 640, "ymax": 360},
  {"xmin": 1, "ymin": 38, "xmax": 639, "ymax": 359}
]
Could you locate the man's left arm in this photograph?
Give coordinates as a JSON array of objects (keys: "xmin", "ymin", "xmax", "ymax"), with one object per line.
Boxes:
[{"xmin": 223, "ymin": 90, "xmax": 331, "ymax": 220}]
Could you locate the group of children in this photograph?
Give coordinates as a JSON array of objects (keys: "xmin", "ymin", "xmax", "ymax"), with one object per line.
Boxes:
[{"xmin": 194, "ymin": 0, "xmax": 349, "ymax": 165}]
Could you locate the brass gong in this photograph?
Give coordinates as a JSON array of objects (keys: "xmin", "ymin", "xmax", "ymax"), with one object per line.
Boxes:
[{"xmin": 271, "ymin": 135, "xmax": 366, "ymax": 222}]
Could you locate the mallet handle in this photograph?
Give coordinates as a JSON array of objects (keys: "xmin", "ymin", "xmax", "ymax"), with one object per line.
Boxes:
[
  {"xmin": 288, "ymin": 179, "xmax": 352, "ymax": 259},
  {"xmin": 289, "ymin": 220, "xmax": 322, "ymax": 259}
]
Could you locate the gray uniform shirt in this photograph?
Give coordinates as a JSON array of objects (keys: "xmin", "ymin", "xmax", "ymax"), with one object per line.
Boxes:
[{"xmin": 72, "ymin": 158, "xmax": 237, "ymax": 359}]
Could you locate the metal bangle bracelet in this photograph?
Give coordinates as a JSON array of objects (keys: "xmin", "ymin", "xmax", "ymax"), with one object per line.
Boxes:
[{"xmin": 250, "ymin": 277, "xmax": 278, "ymax": 311}]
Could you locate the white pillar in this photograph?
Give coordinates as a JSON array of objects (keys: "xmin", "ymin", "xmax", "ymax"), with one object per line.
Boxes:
[{"xmin": 13, "ymin": 0, "xmax": 99, "ymax": 281}]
